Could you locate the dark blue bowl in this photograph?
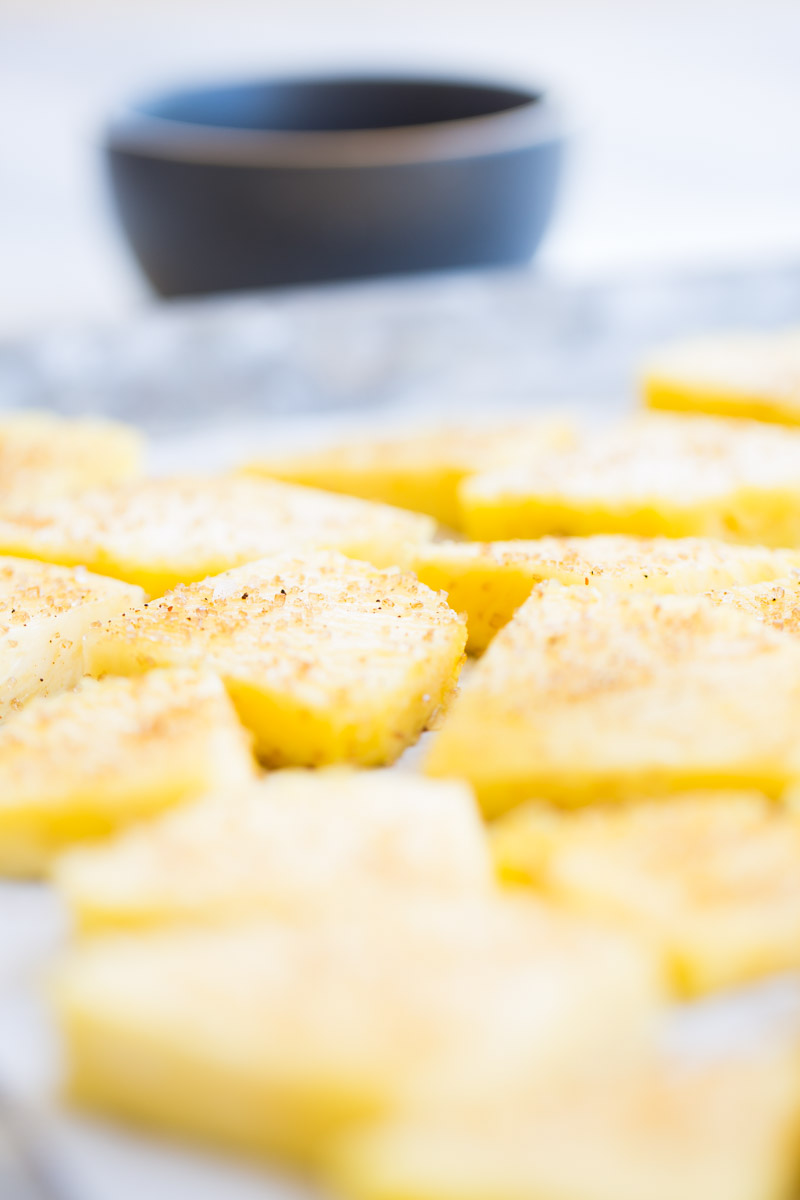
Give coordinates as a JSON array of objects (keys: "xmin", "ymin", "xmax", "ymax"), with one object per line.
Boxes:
[{"xmin": 105, "ymin": 74, "xmax": 566, "ymax": 298}]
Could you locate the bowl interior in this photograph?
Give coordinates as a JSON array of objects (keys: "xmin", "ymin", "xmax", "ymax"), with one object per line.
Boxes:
[{"xmin": 136, "ymin": 78, "xmax": 541, "ymax": 135}]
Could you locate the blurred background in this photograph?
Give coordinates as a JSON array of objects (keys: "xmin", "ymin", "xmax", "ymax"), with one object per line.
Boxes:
[{"xmin": 2, "ymin": 0, "xmax": 800, "ymax": 336}]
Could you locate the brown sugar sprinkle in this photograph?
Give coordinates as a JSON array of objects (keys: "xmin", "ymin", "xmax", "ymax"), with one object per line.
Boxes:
[{"xmin": 88, "ymin": 550, "xmax": 466, "ymax": 698}]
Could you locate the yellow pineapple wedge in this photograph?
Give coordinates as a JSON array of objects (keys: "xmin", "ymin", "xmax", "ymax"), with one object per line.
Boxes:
[
  {"xmin": 642, "ymin": 328, "xmax": 800, "ymax": 426},
  {"xmin": 0, "ymin": 557, "xmax": 143, "ymax": 720},
  {"xmin": 0, "ymin": 669, "xmax": 254, "ymax": 877},
  {"xmin": 327, "ymin": 1040, "xmax": 800, "ymax": 1200},
  {"xmin": 0, "ymin": 410, "xmax": 143, "ymax": 503},
  {"xmin": 240, "ymin": 417, "xmax": 573, "ymax": 530},
  {"xmin": 84, "ymin": 551, "xmax": 466, "ymax": 766},
  {"xmin": 491, "ymin": 790, "xmax": 800, "ymax": 996},
  {"xmin": 55, "ymin": 769, "xmax": 491, "ymax": 932},
  {"xmin": 53, "ymin": 892, "xmax": 661, "ymax": 1163},
  {"xmin": 0, "ymin": 474, "xmax": 435, "ymax": 595},
  {"xmin": 412, "ymin": 537, "xmax": 800, "ymax": 653},
  {"xmin": 426, "ymin": 583, "xmax": 800, "ymax": 817},
  {"xmin": 460, "ymin": 414, "xmax": 800, "ymax": 546},
  {"xmin": 707, "ymin": 575, "xmax": 800, "ymax": 634}
]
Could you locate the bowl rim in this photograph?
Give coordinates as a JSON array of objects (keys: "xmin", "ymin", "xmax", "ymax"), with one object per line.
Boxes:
[{"xmin": 105, "ymin": 72, "xmax": 565, "ymax": 169}]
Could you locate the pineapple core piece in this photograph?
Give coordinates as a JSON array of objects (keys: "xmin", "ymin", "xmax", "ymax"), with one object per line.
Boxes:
[
  {"xmin": 0, "ymin": 410, "xmax": 143, "ymax": 502},
  {"xmin": 460, "ymin": 414, "xmax": 800, "ymax": 546},
  {"xmin": 0, "ymin": 557, "xmax": 143, "ymax": 720},
  {"xmin": 84, "ymin": 551, "xmax": 466, "ymax": 766},
  {"xmin": 0, "ymin": 474, "xmax": 435, "ymax": 595},
  {"xmin": 426, "ymin": 583, "xmax": 800, "ymax": 817},
  {"xmin": 241, "ymin": 417, "xmax": 573, "ymax": 530},
  {"xmin": 0, "ymin": 669, "xmax": 253, "ymax": 877},
  {"xmin": 642, "ymin": 328, "xmax": 800, "ymax": 426},
  {"xmin": 327, "ymin": 1042, "xmax": 800, "ymax": 1200},
  {"xmin": 55, "ymin": 769, "xmax": 491, "ymax": 932},
  {"xmin": 412, "ymin": 536, "xmax": 800, "ymax": 653},
  {"xmin": 54, "ymin": 892, "xmax": 660, "ymax": 1162},
  {"xmin": 492, "ymin": 790, "xmax": 800, "ymax": 996}
]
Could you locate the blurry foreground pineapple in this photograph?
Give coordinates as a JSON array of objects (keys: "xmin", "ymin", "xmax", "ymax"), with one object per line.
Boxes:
[
  {"xmin": 426, "ymin": 583, "xmax": 800, "ymax": 816},
  {"xmin": 328, "ymin": 1039, "xmax": 800, "ymax": 1200},
  {"xmin": 642, "ymin": 328, "xmax": 800, "ymax": 426},
  {"xmin": 412, "ymin": 536, "xmax": 800, "ymax": 653},
  {"xmin": 241, "ymin": 417, "xmax": 573, "ymax": 530},
  {"xmin": 492, "ymin": 790, "xmax": 800, "ymax": 996},
  {"xmin": 0, "ymin": 669, "xmax": 254, "ymax": 876},
  {"xmin": 0, "ymin": 557, "xmax": 143, "ymax": 720},
  {"xmin": 85, "ymin": 551, "xmax": 466, "ymax": 766},
  {"xmin": 0, "ymin": 410, "xmax": 143, "ymax": 503},
  {"xmin": 55, "ymin": 769, "xmax": 491, "ymax": 932},
  {"xmin": 0, "ymin": 474, "xmax": 435, "ymax": 595},
  {"xmin": 460, "ymin": 414, "xmax": 800, "ymax": 546},
  {"xmin": 54, "ymin": 892, "xmax": 660, "ymax": 1163}
]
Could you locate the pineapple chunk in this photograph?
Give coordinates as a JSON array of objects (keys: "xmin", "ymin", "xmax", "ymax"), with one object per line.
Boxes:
[
  {"xmin": 0, "ymin": 474, "xmax": 435, "ymax": 595},
  {"xmin": 0, "ymin": 557, "xmax": 143, "ymax": 720},
  {"xmin": 460, "ymin": 414, "xmax": 800, "ymax": 546},
  {"xmin": 55, "ymin": 769, "xmax": 491, "ymax": 932},
  {"xmin": 0, "ymin": 410, "xmax": 143, "ymax": 502},
  {"xmin": 84, "ymin": 551, "xmax": 466, "ymax": 766},
  {"xmin": 412, "ymin": 537, "xmax": 800, "ymax": 653},
  {"xmin": 426, "ymin": 583, "xmax": 800, "ymax": 817},
  {"xmin": 707, "ymin": 576, "xmax": 800, "ymax": 634},
  {"xmin": 328, "ymin": 1042, "xmax": 800, "ymax": 1200},
  {"xmin": 54, "ymin": 892, "xmax": 661, "ymax": 1162},
  {"xmin": 241, "ymin": 418, "xmax": 573, "ymax": 529},
  {"xmin": 642, "ymin": 328, "xmax": 800, "ymax": 426},
  {"xmin": 491, "ymin": 790, "xmax": 800, "ymax": 996},
  {"xmin": 0, "ymin": 669, "xmax": 253, "ymax": 877}
]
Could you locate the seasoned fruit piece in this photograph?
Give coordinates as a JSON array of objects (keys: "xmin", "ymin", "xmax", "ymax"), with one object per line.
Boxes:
[
  {"xmin": 412, "ymin": 537, "xmax": 800, "ymax": 653},
  {"xmin": 54, "ymin": 892, "xmax": 661, "ymax": 1162},
  {"xmin": 0, "ymin": 410, "xmax": 143, "ymax": 503},
  {"xmin": 0, "ymin": 474, "xmax": 435, "ymax": 595},
  {"xmin": 0, "ymin": 669, "xmax": 253, "ymax": 877},
  {"xmin": 84, "ymin": 551, "xmax": 466, "ymax": 766},
  {"xmin": 0, "ymin": 557, "xmax": 143, "ymax": 720},
  {"xmin": 491, "ymin": 790, "xmax": 800, "ymax": 996},
  {"xmin": 460, "ymin": 414, "xmax": 800, "ymax": 546},
  {"xmin": 328, "ymin": 1041, "xmax": 800, "ymax": 1200},
  {"xmin": 642, "ymin": 328, "xmax": 800, "ymax": 426},
  {"xmin": 708, "ymin": 576, "xmax": 800, "ymax": 634},
  {"xmin": 241, "ymin": 418, "xmax": 573, "ymax": 529},
  {"xmin": 55, "ymin": 769, "xmax": 491, "ymax": 932},
  {"xmin": 426, "ymin": 583, "xmax": 800, "ymax": 817}
]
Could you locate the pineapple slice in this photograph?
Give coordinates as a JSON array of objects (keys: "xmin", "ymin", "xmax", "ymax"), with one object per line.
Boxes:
[
  {"xmin": 426, "ymin": 583, "xmax": 800, "ymax": 817},
  {"xmin": 328, "ymin": 1042, "xmax": 800, "ymax": 1200},
  {"xmin": 707, "ymin": 576, "xmax": 800, "ymax": 634},
  {"xmin": 460, "ymin": 414, "xmax": 800, "ymax": 546},
  {"xmin": 0, "ymin": 669, "xmax": 254, "ymax": 877},
  {"xmin": 241, "ymin": 418, "xmax": 573, "ymax": 530},
  {"xmin": 642, "ymin": 328, "xmax": 800, "ymax": 426},
  {"xmin": 412, "ymin": 537, "xmax": 800, "ymax": 653},
  {"xmin": 55, "ymin": 769, "xmax": 491, "ymax": 932},
  {"xmin": 0, "ymin": 474, "xmax": 435, "ymax": 595},
  {"xmin": 84, "ymin": 551, "xmax": 466, "ymax": 766},
  {"xmin": 491, "ymin": 790, "xmax": 800, "ymax": 996},
  {"xmin": 0, "ymin": 557, "xmax": 143, "ymax": 720},
  {"xmin": 54, "ymin": 892, "xmax": 661, "ymax": 1162},
  {"xmin": 0, "ymin": 410, "xmax": 143, "ymax": 502}
]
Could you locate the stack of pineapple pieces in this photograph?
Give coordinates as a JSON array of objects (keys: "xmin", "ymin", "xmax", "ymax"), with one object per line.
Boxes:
[{"xmin": 9, "ymin": 372, "xmax": 800, "ymax": 1200}]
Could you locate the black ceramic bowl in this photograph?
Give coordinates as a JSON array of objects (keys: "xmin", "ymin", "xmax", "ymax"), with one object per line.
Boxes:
[{"xmin": 105, "ymin": 74, "xmax": 566, "ymax": 298}]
